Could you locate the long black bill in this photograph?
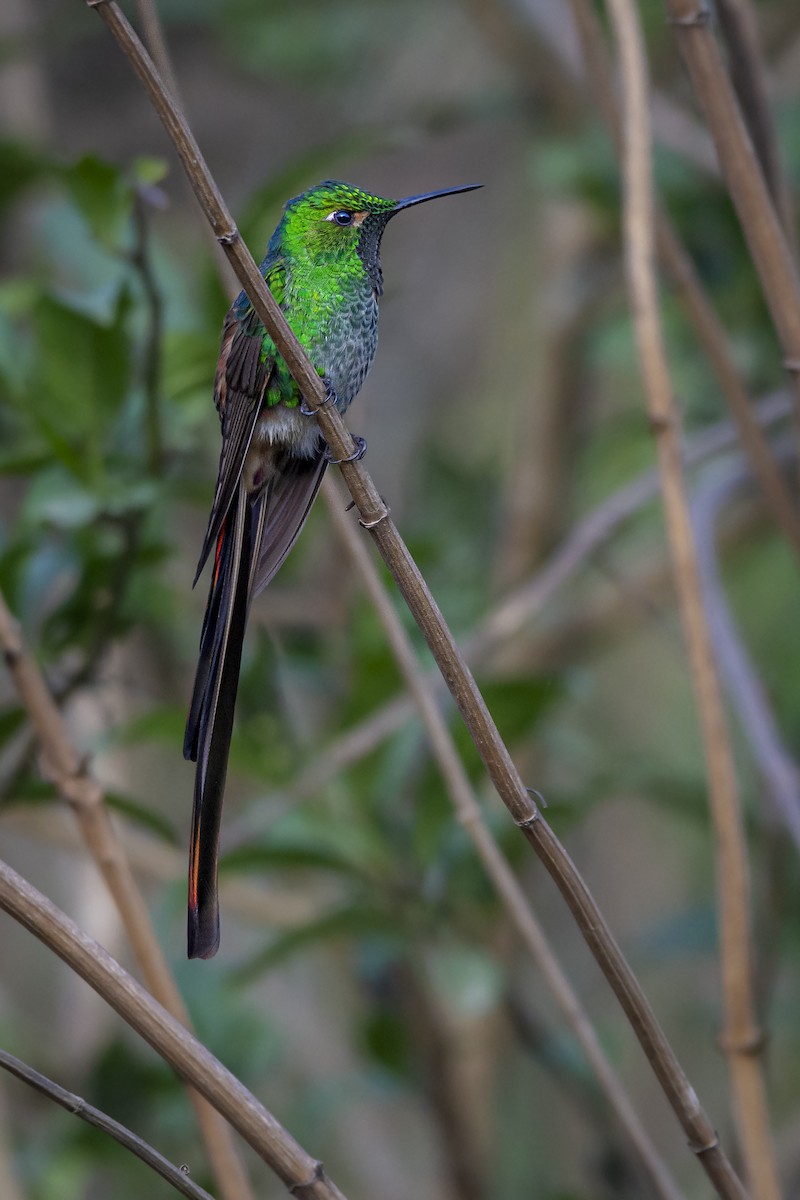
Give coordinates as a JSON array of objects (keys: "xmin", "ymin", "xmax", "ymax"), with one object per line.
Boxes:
[{"xmin": 390, "ymin": 183, "xmax": 482, "ymax": 215}]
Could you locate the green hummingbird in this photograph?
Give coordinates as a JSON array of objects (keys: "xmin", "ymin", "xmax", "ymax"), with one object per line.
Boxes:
[{"xmin": 185, "ymin": 179, "xmax": 481, "ymax": 958}]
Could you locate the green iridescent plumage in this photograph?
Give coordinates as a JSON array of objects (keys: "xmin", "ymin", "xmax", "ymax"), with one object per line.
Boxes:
[
  {"xmin": 185, "ymin": 178, "xmax": 481, "ymax": 959},
  {"xmin": 231, "ymin": 181, "xmax": 399, "ymax": 416}
]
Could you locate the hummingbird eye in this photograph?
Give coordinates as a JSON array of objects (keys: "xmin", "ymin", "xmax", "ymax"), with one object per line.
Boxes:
[{"xmin": 330, "ymin": 209, "xmax": 354, "ymax": 226}]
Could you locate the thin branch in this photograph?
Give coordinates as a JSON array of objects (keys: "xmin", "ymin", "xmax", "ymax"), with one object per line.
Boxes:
[
  {"xmin": 274, "ymin": 393, "xmax": 790, "ymax": 808},
  {"xmin": 606, "ymin": 2, "xmax": 779, "ymax": 1197},
  {"xmin": 132, "ymin": 0, "xmax": 237, "ymax": 291},
  {"xmin": 664, "ymin": 0, "xmax": 800, "ymax": 431},
  {"xmin": 325, "ymin": 479, "xmax": 685, "ymax": 1200},
  {"xmin": 78, "ymin": 4, "xmax": 748, "ymax": 1194},
  {"xmin": 0, "ymin": 590, "xmax": 255, "ymax": 1200},
  {"xmin": 0, "ymin": 805, "xmax": 326, "ymax": 931},
  {"xmin": 566, "ymin": 0, "xmax": 800, "ymax": 560},
  {"xmin": 401, "ymin": 964, "xmax": 488, "ymax": 1200},
  {"xmin": 690, "ymin": 448, "xmax": 800, "ymax": 849},
  {"xmin": 0, "ymin": 1049, "xmax": 216, "ymax": 1200},
  {"xmin": 714, "ymin": 0, "xmax": 794, "ymax": 244},
  {"xmin": 134, "ymin": 0, "xmax": 180, "ymax": 103},
  {"xmin": 0, "ymin": 859, "xmax": 348, "ymax": 1199},
  {"xmin": 480, "ymin": 0, "xmax": 719, "ymax": 175}
]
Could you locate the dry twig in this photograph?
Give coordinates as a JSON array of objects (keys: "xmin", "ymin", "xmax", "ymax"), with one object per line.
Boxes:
[
  {"xmin": 0, "ymin": 1049, "xmax": 216, "ymax": 1200},
  {"xmin": 714, "ymin": 0, "xmax": 794, "ymax": 242},
  {"xmin": 606, "ymin": 0, "xmax": 779, "ymax": 1195},
  {"xmin": 0, "ymin": 592, "xmax": 254, "ymax": 1200},
  {"xmin": 665, "ymin": 0, "xmax": 800, "ymax": 433},
  {"xmin": 275, "ymin": 393, "xmax": 790, "ymax": 806},
  {"xmin": 0, "ymin": 860, "xmax": 347, "ymax": 1199},
  {"xmin": 690, "ymin": 450, "xmax": 800, "ymax": 849},
  {"xmin": 567, "ymin": 0, "xmax": 800, "ymax": 559},
  {"xmin": 326, "ymin": 480, "xmax": 684, "ymax": 1200}
]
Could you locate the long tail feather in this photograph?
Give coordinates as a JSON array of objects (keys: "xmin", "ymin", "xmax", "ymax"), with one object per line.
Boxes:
[
  {"xmin": 185, "ymin": 448, "xmax": 325, "ymax": 959},
  {"xmin": 185, "ymin": 484, "xmax": 262, "ymax": 959}
]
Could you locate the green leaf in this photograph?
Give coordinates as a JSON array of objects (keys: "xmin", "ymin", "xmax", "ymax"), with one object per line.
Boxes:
[
  {"xmin": 105, "ymin": 791, "xmax": 179, "ymax": 844},
  {"xmin": 0, "ymin": 705, "xmax": 26, "ymax": 747},
  {"xmin": 63, "ymin": 155, "xmax": 132, "ymax": 249},
  {"xmin": 100, "ymin": 705, "xmax": 188, "ymax": 750},
  {"xmin": 23, "ymin": 470, "xmax": 102, "ymax": 528},
  {"xmin": 479, "ymin": 675, "xmax": 561, "ymax": 743},
  {"xmin": 232, "ymin": 903, "xmax": 396, "ymax": 982},
  {"xmin": 221, "ymin": 838, "xmax": 367, "ymax": 878},
  {"xmin": 449, "ymin": 674, "xmax": 560, "ymax": 783},
  {"xmin": 30, "ymin": 289, "xmax": 131, "ymax": 473},
  {"xmin": 362, "ymin": 1007, "xmax": 412, "ymax": 1077},
  {"xmin": 131, "ymin": 156, "xmax": 168, "ymax": 187},
  {"xmin": 0, "ymin": 138, "xmax": 49, "ymax": 215},
  {"xmin": 0, "ymin": 277, "xmax": 39, "ymax": 318},
  {"xmin": 427, "ymin": 943, "xmax": 504, "ymax": 1017},
  {"xmin": 0, "ymin": 445, "xmax": 51, "ymax": 476}
]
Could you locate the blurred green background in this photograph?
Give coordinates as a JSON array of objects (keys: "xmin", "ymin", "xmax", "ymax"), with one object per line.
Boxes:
[{"xmin": 1, "ymin": 1, "xmax": 800, "ymax": 1197}]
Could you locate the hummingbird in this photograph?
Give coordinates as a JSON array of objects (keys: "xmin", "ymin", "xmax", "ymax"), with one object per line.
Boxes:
[{"xmin": 184, "ymin": 179, "xmax": 481, "ymax": 958}]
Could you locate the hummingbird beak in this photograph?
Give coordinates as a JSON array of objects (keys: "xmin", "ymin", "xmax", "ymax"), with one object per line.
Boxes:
[{"xmin": 390, "ymin": 183, "xmax": 483, "ymax": 216}]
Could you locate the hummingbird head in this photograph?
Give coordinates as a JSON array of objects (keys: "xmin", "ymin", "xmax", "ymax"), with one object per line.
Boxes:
[{"xmin": 276, "ymin": 180, "xmax": 482, "ymax": 295}]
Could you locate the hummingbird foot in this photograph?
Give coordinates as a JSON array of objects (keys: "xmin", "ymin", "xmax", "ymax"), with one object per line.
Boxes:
[
  {"xmin": 324, "ymin": 435, "xmax": 367, "ymax": 466},
  {"xmin": 299, "ymin": 380, "xmax": 338, "ymax": 416}
]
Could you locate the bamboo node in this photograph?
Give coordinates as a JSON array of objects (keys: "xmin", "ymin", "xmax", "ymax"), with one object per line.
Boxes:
[
  {"xmin": 717, "ymin": 1027, "xmax": 768, "ymax": 1055},
  {"xmin": 359, "ymin": 506, "xmax": 391, "ymax": 530},
  {"xmin": 216, "ymin": 229, "xmax": 240, "ymax": 246},
  {"xmin": 288, "ymin": 1161, "xmax": 325, "ymax": 1196},
  {"xmin": 783, "ymin": 357, "xmax": 800, "ymax": 374},
  {"xmin": 647, "ymin": 411, "xmax": 672, "ymax": 433},
  {"xmin": 687, "ymin": 1130, "xmax": 720, "ymax": 1155},
  {"xmin": 515, "ymin": 806, "xmax": 541, "ymax": 830},
  {"xmin": 667, "ymin": 7, "xmax": 710, "ymax": 26}
]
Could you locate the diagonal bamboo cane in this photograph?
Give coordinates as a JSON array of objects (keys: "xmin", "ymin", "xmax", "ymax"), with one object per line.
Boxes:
[
  {"xmin": 326, "ymin": 480, "xmax": 685, "ymax": 1200},
  {"xmin": 664, "ymin": 0, "xmax": 800, "ymax": 431},
  {"xmin": 0, "ymin": 1049, "xmax": 216, "ymax": 1200},
  {"xmin": 0, "ymin": 590, "xmax": 255, "ymax": 1200},
  {"xmin": 0, "ymin": 861, "xmax": 347, "ymax": 1199}
]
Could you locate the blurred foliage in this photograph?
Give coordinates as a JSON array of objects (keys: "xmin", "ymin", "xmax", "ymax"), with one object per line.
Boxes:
[{"xmin": 2, "ymin": 2, "xmax": 800, "ymax": 1199}]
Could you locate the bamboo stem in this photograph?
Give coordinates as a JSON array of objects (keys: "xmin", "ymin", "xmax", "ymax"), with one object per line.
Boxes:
[
  {"xmin": 326, "ymin": 480, "xmax": 685, "ymax": 1200},
  {"xmin": 664, "ymin": 0, "xmax": 800, "ymax": 432},
  {"xmin": 567, "ymin": 0, "xmax": 800, "ymax": 559},
  {"xmin": 0, "ymin": 861, "xmax": 347, "ymax": 1199},
  {"xmin": 0, "ymin": 592, "xmax": 255, "ymax": 1200},
  {"xmin": 0, "ymin": 1049, "xmax": 215, "ymax": 1200},
  {"xmin": 606, "ymin": 1, "xmax": 779, "ymax": 1195}
]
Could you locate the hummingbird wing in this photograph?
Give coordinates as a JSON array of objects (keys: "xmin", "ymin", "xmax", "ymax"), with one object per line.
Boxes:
[
  {"xmin": 251, "ymin": 451, "xmax": 328, "ymax": 597},
  {"xmin": 192, "ymin": 309, "xmax": 274, "ymax": 585}
]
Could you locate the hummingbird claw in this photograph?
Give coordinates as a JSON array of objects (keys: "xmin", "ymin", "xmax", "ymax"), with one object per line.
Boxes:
[
  {"xmin": 325, "ymin": 435, "xmax": 367, "ymax": 466},
  {"xmin": 300, "ymin": 381, "xmax": 338, "ymax": 416},
  {"xmin": 358, "ymin": 502, "xmax": 390, "ymax": 530}
]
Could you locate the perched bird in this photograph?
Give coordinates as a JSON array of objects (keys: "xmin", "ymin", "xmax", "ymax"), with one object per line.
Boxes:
[{"xmin": 185, "ymin": 179, "xmax": 481, "ymax": 958}]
